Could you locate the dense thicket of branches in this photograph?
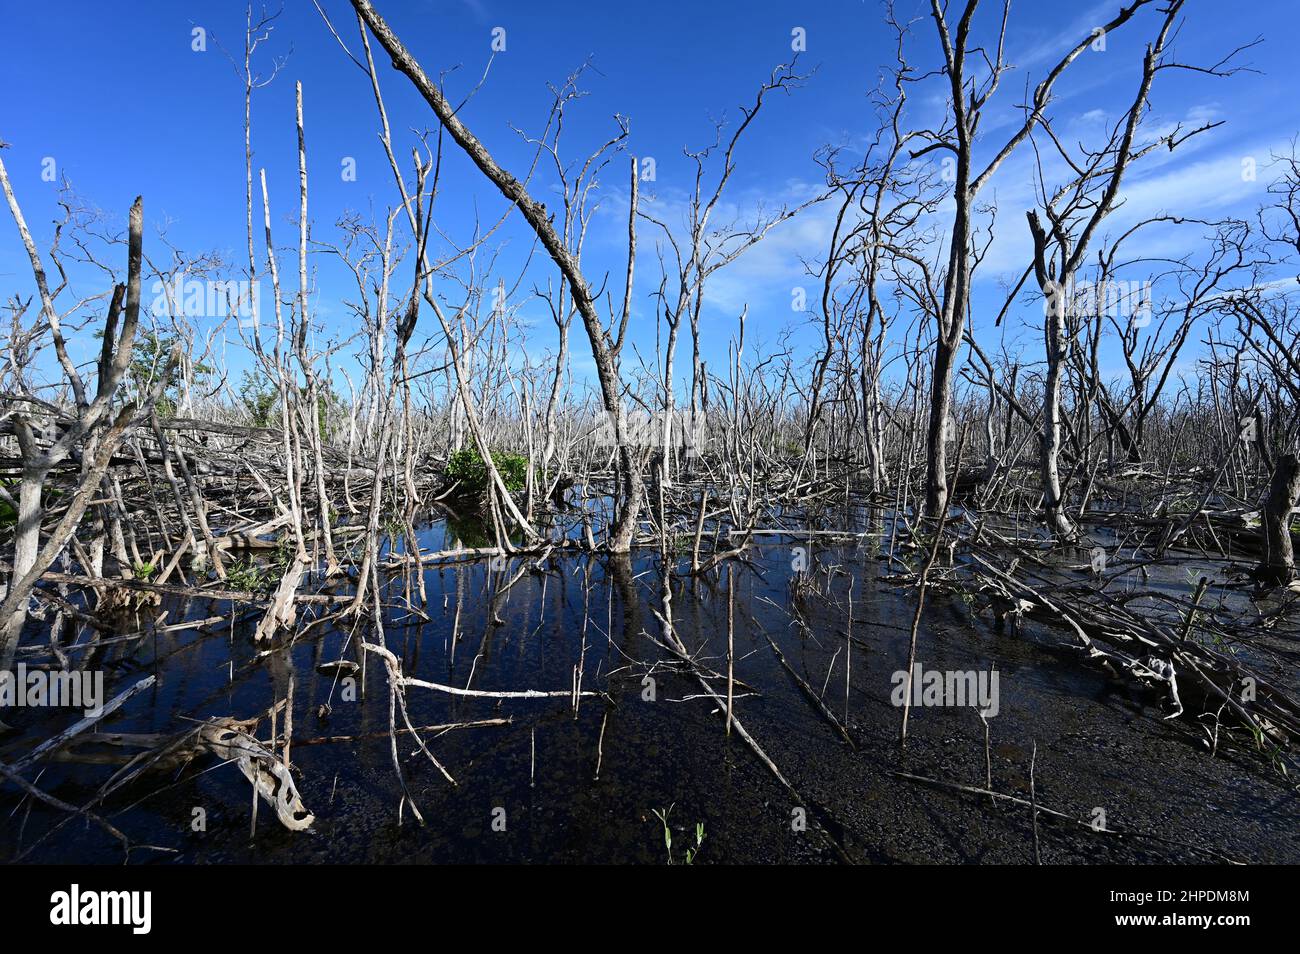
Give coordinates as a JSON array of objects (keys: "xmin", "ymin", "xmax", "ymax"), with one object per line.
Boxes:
[{"xmin": 2, "ymin": 0, "xmax": 1298, "ymax": 858}]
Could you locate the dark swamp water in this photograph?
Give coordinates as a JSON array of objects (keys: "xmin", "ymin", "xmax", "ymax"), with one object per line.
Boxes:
[{"xmin": 2, "ymin": 511, "xmax": 1298, "ymax": 865}]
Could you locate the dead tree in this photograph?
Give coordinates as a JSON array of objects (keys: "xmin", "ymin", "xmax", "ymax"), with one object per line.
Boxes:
[
  {"xmin": 347, "ymin": 11, "xmax": 543, "ymax": 546},
  {"xmin": 0, "ymin": 153, "xmax": 174, "ymax": 667},
  {"xmin": 1258, "ymin": 453, "xmax": 1300, "ymax": 586},
  {"xmin": 809, "ymin": 28, "xmax": 936, "ymax": 490},
  {"xmin": 640, "ymin": 65, "xmax": 811, "ymax": 488},
  {"xmin": 1024, "ymin": 0, "xmax": 1253, "ymax": 540},
  {"xmin": 353, "ymin": 0, "xmax": 651, "ymax": 550},
  {"xmin": 912, "ymin": 0, "xmax": 1158, "ymax": 520}
]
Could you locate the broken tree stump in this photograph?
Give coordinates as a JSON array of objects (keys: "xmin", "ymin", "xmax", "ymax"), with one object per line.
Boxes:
[
  {"xmin": 1257, "ymin": 453, "xmax": 1300, "ymax": 587},
  {"xmin": 253, "ymin": 561, "xmax": 305, "ymax": 643}
]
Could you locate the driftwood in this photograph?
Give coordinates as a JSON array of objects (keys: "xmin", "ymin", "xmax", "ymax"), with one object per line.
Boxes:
[
  {"xmin": 0, "ymin": 759, "xmax": 172, "ymax": 860},
  {"xmin": 9, "ymin": 675, "xmax": 156, "ymax": 773},
  {"xmin": 762, "ymin": 615, "xmax": 856, "ymax": 749},
  {"xmin": 965, "ymin": 548, "xmax": 1300, "ymax": 747},
  {"xmin": 253, "ymin": 561, "xmax": 305, "ymax": 643},
  {"xmin": 361, "ymin": 641, "xmax": 599, "ymax": 700},
  {"xmin": 197, "ymin": 718, "xmax": 314, "ymax": 831}
]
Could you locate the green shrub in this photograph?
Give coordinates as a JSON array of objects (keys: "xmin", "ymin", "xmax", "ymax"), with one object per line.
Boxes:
[
  {"xmin": 445, "ymin": 447, "xmax": 528, "ymax": 496},
  {"xmin": 226, "ymin": 559, "xmax": 270, "ymax": 592},
  {"xmin": 239, "ymin": 370, "xmax": 277, "ymax": 428}
]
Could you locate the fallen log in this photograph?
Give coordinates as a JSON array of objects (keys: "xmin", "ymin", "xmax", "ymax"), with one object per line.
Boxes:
[
  {"xmin": 197, "ymin": 718, "xmax": 314, "ymax": 831},
  {"xmin": 10, "ymin": 675, "xmax": 156, "ymax": 773}
]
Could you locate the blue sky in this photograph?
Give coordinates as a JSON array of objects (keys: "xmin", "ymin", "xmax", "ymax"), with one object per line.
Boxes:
[{"xmin": 2, "ymin": 0, "xmax": 1297, "ymax": 394}]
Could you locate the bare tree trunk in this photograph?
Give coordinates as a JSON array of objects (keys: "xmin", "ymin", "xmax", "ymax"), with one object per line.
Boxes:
[
  {"xmin": 1258, "ymin": 453, "xmax": 1300, "ymax": 586},
  {"xmin": 1028, "ymin": 211, "xmax": 1078, "ymax": 541},
  {"xmin": 1040, "ymin": 306, "xmax": 1077, "ymax": 540},
  {"xmin": 294, "ymin": 82, "xmax": 340, "ymax": 576},
  {"xmin": 353, "ymin": 0, "xmax": 643, "ymax": 551},
  {"xmin": 919, "ymin": 0, "xmax": 1156, "ymax": 517},
  {"xmin": 925, "ymin": 303, "xmax": 963, "ymax": 518},
  {"xmin": 0, "ymin": 181, "xmax": 166, "ymax": 667}
]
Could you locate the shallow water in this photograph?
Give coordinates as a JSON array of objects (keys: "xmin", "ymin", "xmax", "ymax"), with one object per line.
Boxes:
[{"xmin": 1, "ymin": 514, "xmax": 1296, "ymax": 864}]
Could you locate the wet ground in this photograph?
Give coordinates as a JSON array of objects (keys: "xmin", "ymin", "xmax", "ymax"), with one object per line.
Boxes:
[{"xmin": 1, "ymin": 515, "xmax": 1297, "ymax": 864}]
